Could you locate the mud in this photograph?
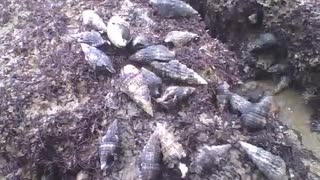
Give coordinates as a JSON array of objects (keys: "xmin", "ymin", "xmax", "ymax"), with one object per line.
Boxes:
[{"xmin": 0, "ymin": 0, "xmax": 320, "ymax": 179}]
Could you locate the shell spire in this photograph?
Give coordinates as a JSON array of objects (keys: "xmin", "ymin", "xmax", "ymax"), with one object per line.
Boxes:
[
  {"xmin": 100, "ymin": 119, "xmax": 120, "ymax": 170},
  {"xmin": 151, "ymin": 60, "xmax": 207, "ymax": 85},
  {"xmin": 149, "ymin": 0, "xmax": 198, "ymax": 18},
  {"xmin": 106, "ymin": 15, "xmax": 131, "ymax": 48},
  {"xmin": 80, "ymin": 43, "xmax": 115, "ymax": 73},
  {"xmin": 82, "ymin": 10, "xmax": 108, "ymax": 33},
  {"xmin": 239, "ymin": 141, "xmax": 288, "ymax": 180},
  {"xmin": 138, "ymin": 131, "xmax": 162, "ymax": 180},
  {"xmin": 156, "ymin": 86, "xmax": 196, "ymax": 109},
  {"xmin": 129, "ymin": 45, "xmax": 175, "ymax": 64},
  {"xmin": 120, "ymin": 65, "xmax": 153, "ymax": 116},
  {"xmin": 191, "ymin": 144, "xmax": 232, "ymax": 174}
]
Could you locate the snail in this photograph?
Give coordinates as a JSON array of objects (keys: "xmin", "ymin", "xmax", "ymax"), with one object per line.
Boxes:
[
  {"xmin": 106, "ymin": 15, "xmax": 131, "ymax": 48},
  {"xmin": 82, "ymin": 10, "xmax": 108, "ymax": 33},
  {"xmin": 149, "ymin": 0, "xmax": 198, "ymax": 18},
  {"xmin": 164, "ymin": 30, "xmax": 199, "ymax": 48},
  {"xmin": 129, "ymin": 45, "xmax": 175, "ymax": 64}
]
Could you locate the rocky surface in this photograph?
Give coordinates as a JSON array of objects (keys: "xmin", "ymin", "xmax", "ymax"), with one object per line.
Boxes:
[{"xmin": 0, "ymin": 0, "xmax": 320, "ymax": 179}]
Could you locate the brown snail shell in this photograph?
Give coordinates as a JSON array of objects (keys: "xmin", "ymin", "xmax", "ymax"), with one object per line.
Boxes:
[
  {"xmin": 80, "ymin": 43, "xmax": 115, "ymax": 73},
  {"xmin": 70, "ymin": 31, "xmax": 106, "ymax": 47},
  {"xmin": 106, "ymin": 15, "xmax": 131, "ymax": 48},
  {"xmin": 100, "ymin": 119, "xmax": 120, "ymax": 170},
  {"xmin": 141, "ymin": 68, "xmax": 162, "ymax": 98},
  {"xmin": 150, "ymin": 60, "xmax": 207, "ymax": 85},
  {"xmin": 164, "ymin": 31, "xmax": 199, "ymax": 48},
  {"xmin": 191, "ymin": 144, "xmax": 232, "ymax": 174},
  {"xmin": 149, "ymin": 0, "xmax": 198, "ymax": 18},
  {"xmin": 138, "ymin": 131, "xmax": 162, "ymax": 180},
  {"xmin": 239, "ymin": 141, "xmax": 288, "ymax": 180},
  {"xmin": 82, "ymin": 10, "xmax": 108, "ymax": 33},
  {"xmin": 156, "ymin": 123, "xmax": 186, "ymax": 168},
  {"xmin": 129, "ymin": 45, "xmax": 175, "ymax": 64},
  {"xmin": 156, "ymin": 86, "xmax": 196, "ymax": 109},
  {"xmin": 120, "ymin": 65, "xmax": 153, "ymax": 116}
]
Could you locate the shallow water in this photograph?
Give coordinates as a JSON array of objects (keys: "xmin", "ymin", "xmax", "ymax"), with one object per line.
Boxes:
[{"xmin": 256, "ymin": 81, "xmax": 320, "ymax": 158}]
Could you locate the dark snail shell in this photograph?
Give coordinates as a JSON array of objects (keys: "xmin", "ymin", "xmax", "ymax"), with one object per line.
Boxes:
[
  {"xmin": 106, "ymin": 15, "xmax": 131, "ymax": 48},
  {"xmin": 240, "ymin": 141, "xmax": 288, "ymax": 180},
  {"xmin": 80, "ymin": 43, "xmax": 115, "ymax": 73},
  {"xmin": 249, "ymin": 33, "xmax": 278, "ymax": 54},
  {"xmin": 191, "ymin": 144, "xmax": 231, "ymax": 174},
  {"xmin": 156, "ymin": 86, "xmax": 196, "ymax": 109},
  {"xmin": 71, "ymin": 31, "xmax": 106, "ymax": 47},
  {"xmin": 150, "ymin": 60, "xmax": 207, "ymax": 85},
  {"xmin": 149, "ymin": 0, "xmax": 198, "ymax": 18},
  {"xmin": 120, "ymin": 65, "xmax": 153, "ymax": 116},
  {"xmin": 131, "ymin": 35, "xmax": 153, "ymax": 52},
  {"xmin": 164, "ymin": 30, "xmax": 199, "ymax": 48},
  {"xmin": 241, "ymin": 96, "xmax": 273, "ymax": 129},
  {"xmin": 82, "ymin": 10, "xmax": 108, "ymax": 33},
  {"xmin": 100, "ymin": 119, "xmax": 120, "ymax": 170},
  {"xmin": 141, "ymin": 68, "xmax": 162, "ymax": 98},
  {"xmin": 129, "ymin": 45, "xmax": 175, "ymax": 64},
  {"xmin": 138, "ymin": 131, "xmax": 162, "ymax": 180}
]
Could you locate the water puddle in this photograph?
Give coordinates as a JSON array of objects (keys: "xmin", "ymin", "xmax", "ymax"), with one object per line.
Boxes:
[{"xmin": 243, "ymin": 81, "xmax": 320, "ymax": 158}]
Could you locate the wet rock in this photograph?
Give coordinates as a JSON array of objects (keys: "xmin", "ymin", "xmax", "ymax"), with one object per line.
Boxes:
[
  {"xmin": 191, "ymin": 144, "xmax": 232, "ymax": 174},
  {"xmin": 239, "ymin": 141, "xmax": 288, "ymax": 180},
  {"xmin": 120, "ymin": 65, "xmax": 153, "ymax": 116},
  {"xmin": 70, "ymin": 31, "xmax": 106, "ymax": 47},
  {"xmin": 156, "ymin": 86, "xmax": 196, "ymax": 109},
  {"xmin": 164, "ymin": 30, "xmax": 199, "ymax": 48},
  {"xmin": 99, "ymin": 119, "xmax": 120, "ymax": 170},
  {"xmin": 150, "ymin": 60, "xmax": 207, "ymax": 85},
  {"xmin": 80, "ymin": 43, "xmax": 116, "ymax": 73},
  {"xmin": 149, "ymin": 0, "xmax": 198, "ymax": 18},
  {"xmin": 129, "ymin": 45, "xmax": 175, "ymax": 64},
  {"xmin": 106, "ymin": 15, "xmax": 131, "ymax": 48},
  {"xmin": 138, "ymin": 131, "xmax": 162, "ymax": 180},
  {"xmin": 82, "ymin": 10, "xmax": 108, "ymax": 33}
]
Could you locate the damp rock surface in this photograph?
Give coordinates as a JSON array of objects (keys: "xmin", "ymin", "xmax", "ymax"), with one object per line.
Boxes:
[{"xmin": 0, "ymin": 0, "xmax": 320, "ymax": 179}]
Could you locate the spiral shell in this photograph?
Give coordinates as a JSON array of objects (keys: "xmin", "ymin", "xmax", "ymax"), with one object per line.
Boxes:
[
  {"xmin": 151, "ymin": 60, "xmax": 207, "ymax": 85},
  {"xmin": 100, "ymin": 119, "xmax": 120, "ymax": 170},
  {"xmin": 156, "ymin": 86, "xmax": 196, "ymax": 109},
  {"xmin": 80, "ymin": 43, "xmax": 115, "ymax": 73},
  {"xmin": 106, "ymin": 15, "xmax": 131, "ymax": 48},
  {"xmin": 191, "ymin": 144, "xmax": 231, "ymax": 174},
  {"xmin": 241, "ymin": 96, "xmax": 273, "ymax": 129},
  {"xmin": 149, "ymin": 0, "xmax": 198, "ymax": 18},
  {"xmin": 229, "ymin": 94, "xmax": 253, "ymax": 114},
  {"xmin": 120, "ymin": 65, "xmax": 153, "ymax": 116},
  {"xmin": 129, "ymin": 45, "xmax": 175, "ymax": 64},
  {"xmin": 249, "ymin": 33, "xmax": 278, "ymax": 54},
  {"xmin": 82, "ymin": 10, "xmax": 108, "ymax": 33},
  {"xmin": 141, "ymin": 68, "xmax": 162, "ymax": 98},
  {"xmin": 273, "ymin": 76, "xmax": 290, "ymax": 95},
  {"xmin": 164, "ymin": 31, "xmax": 199, "ymax": 48},
  {"xmin": 131, "ymin": 35, "xmax": 153, "ymax": 52},
  {"xmin": 70, "ymin": 31, "xmax": 106, "ymax": 47},
  {"xmin": 239, "ymin": 141, "xmax": 288, "ymax": 180},
  {"xmin": 138, "ymin": 131, "xmax": 162, "ymax": 180},
  {"xmin": 156, "ymin": 123, "xmax": 186, "ymax": 167}
]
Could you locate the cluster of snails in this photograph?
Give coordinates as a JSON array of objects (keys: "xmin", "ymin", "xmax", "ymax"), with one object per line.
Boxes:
[{"xmin": 67, "ymin": 0, "xmax": 288, "ymax": 179}]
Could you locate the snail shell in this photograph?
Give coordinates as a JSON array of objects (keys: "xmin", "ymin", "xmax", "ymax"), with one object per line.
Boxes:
[
  {"xmin": 80, "ymin": 43, "xmax": 115, "ymax": 73},
  {"xmin": 156, "ymin": 123, "xmax": 186, "ymax": 167},
  {"xmin": 120, "ymin": 65, "xmax": 153, "ymax": 116},
  {"xmin": 138, "ymin": 131, "xmax": 162, "ymax": 180},
  {"xmin": 129, "ymin": 45, "xmax": 175, "ymax": 64},
  {"xmin": 239, "ymin": 141, "xmax": 288, "ymax": 180},
  {"xmin": 149, "ymin": 0, "xmax": 198, "ymax": 18},
  {"xmin": 229, "ymin": 93, "xmax": 253, "ymax": 114},
  {"xmin": 156, "ymin": 86, "xmax": 196, "ymax": 109},
  {"xmin": 70, "ymin": 31, "xmax": 106, "ymax": 47},
  {"xmin": 131, "ymin": 35, "xmax": 153, "ymax": 52},
  {"xmin": 82, "ymin": 10, "xmax": 108, "ymax": 33},
  {"xmin": 241, "ymin": 96, "xmax": 273, "ymax": 129},
  {"xmin": 100, "ymin": 119, "xmax": 120, "ymax": 170},
  {"xmin": 150, "ymin": 60, "xmax": 207, "ymax": 85},
  {"xmin": 191, "ymin": 144, "xmax": 232, "ymax": 174},
  {"xmin": 267, "ymin": 63, "xmax": 288, "ymax": 73},
  {"xmin": 106, "ymin": 15, "xmax": 131, "ymax": 48},
  {"xmin": 249, "ymin": 33, "xmax": 278, "ymax": 54},
  {"xmin": 273, "ymin": 76, "xmax": 290, "ymax": 95},
  {"xmin": 141, "ymin": 68, "xmax": 162, "ymax": 98},
  {"xmin": 164, "ymin": 30, "xmax": 199, "ymax": 48}
]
